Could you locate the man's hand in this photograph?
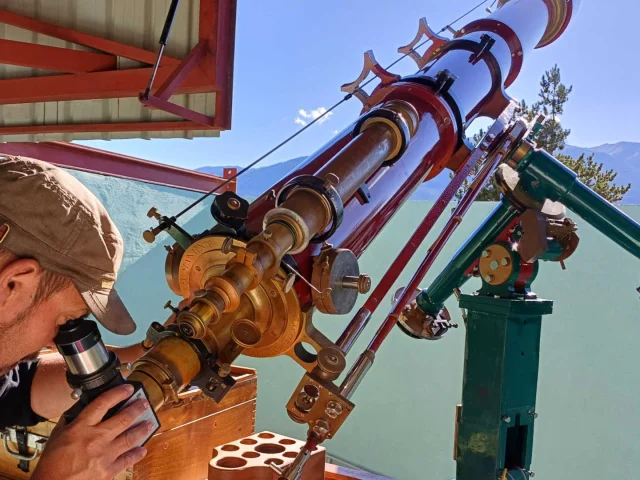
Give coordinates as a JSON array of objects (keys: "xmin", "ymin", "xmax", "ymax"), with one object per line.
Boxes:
[{"xmin": 32, "ymin": 384, "xmax": 152, "ymax": 480}]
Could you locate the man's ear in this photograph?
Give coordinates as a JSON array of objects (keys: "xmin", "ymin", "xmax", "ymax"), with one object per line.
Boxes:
[{"xmin": 0, "ymin": 258, "xmax": 42, "ymax": 307}]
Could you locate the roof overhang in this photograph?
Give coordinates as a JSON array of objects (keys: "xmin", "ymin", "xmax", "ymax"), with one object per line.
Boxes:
[{"xmin": 0, "ymin": 0, "xmax": 237, "ymax": 141}]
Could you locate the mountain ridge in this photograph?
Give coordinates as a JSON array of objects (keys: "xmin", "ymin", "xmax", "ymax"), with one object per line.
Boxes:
[{"xmin": 198, "ymin": 141, "xmax": 640, "ymax": 204}]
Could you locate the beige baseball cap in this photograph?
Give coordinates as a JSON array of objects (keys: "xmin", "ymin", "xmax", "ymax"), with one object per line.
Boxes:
[{"xmin": 0, "ymin": 156, "xmax": 136, "ymax": 335}]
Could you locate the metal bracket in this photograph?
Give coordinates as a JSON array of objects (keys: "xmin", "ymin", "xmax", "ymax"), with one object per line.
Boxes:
[
  {"xmin": 341, "ymin": 51, "xmax": 400, "ymax": 106},
  {"xmin": 469, "ymin": 34, "xmax": 496, "ymax": 65},
  {"xmin": 1, "ymin": 428, "xmax": 47, "ymax": 463},
  {"xmin": 398, "ymin": 17, "xmax": 449, "ymax": 69}
]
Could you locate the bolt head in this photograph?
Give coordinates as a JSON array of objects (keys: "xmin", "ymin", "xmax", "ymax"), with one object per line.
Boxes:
[
  {"xmin": 482, "ymin": 250, "xmax": 490, "ymax": 258},
  {"xmin": 358, "ymin": 274, "xmax": 372, "ymax": 294},
  {"xmin": 501, "ymin": 257, "xmax": 510, "ymax": 266},
  {"xmin": 227, "ymin": 198, "xmax": 241, "ymax": 210},
  {"xmin": 180, "ymin": 324, "xmax": 195, "ymax": 337},
  {"xmin": 484, "ymin": 275, "xmax": 493, "ymax": 283},
  {"xmin": 70, "ymin": 388, "xmax": 82, "ymax": 400},
  {"xmin": 502, "ymin": 415, "xmax": 511, "ymax": 423},
  {"xmin": 490, "ymin": 260, "xmax": 499, "ymax": 270}
]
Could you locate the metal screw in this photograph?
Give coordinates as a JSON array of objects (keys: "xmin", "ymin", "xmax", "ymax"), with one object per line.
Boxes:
[
  {"xmin": 527, "ymin": 471, "xmax": 535, "ymax": 477},
  {"xmin": 164, "ymin": 300, "xmax": 180, "ymax": 314},
  {"xmin": 219, "ymin": 363, "xmax": 231, "ymax": 378},
  {"xmin": 324, "ymin": 173, "xmax": 339, "ymax": 188},
  {"xmin": 528, "ymin": 410, "xmax": 539, "ymax": 419},
  {"xmin": 482, "ymin": 250, "xmax": 490, "ymax": 258},
  {"xmin": 484, "ymin": 275, "xmax": 494, "ymax": 283},
  {"xmin": 71, "ymin": 388, "xmax": 82, "ymax": 400},
  {"xmin": 227, "ymin": 198, "xmax": 241, "ymax": 211},
  {"xmin": 444, "ymin": 117, "xmax": 452, "ymax": 125},
  {"xmin": 180, "ymin": 324, "xmax": 195, "ymax": 337},
  {"xmin": 501, "ymin": 257, "xmax": 510, "ymax": 266},
  {"xmin": 502, "ymin": 415, "xmax": 511, "ymax": 423},
  {"xmin": 490, "ymin": 260, "xmax": 499, "ymax": 270},
  {"xmin": 207, "ymin": 382, "xmax": 216, "ymax": 392},
  {"xmin": 221, "ymin": 237, "xmax": 234, "ymax": 254},
  {"xmin": 358, "ymin": 274, "xmax": 371, "ymax": 294},
  {"xmin": 327, "ymin": 355, "xmax": 338, "ymax": 364},
  {"xmin": 325, "ymin": 401, "xmax": 343, "ymax": 419}
]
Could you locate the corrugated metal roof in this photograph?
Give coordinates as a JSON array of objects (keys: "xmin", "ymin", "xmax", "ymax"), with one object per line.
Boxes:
[{"xmin": 0, "ymin": 0, "xmax": 222, "ymax": 141}]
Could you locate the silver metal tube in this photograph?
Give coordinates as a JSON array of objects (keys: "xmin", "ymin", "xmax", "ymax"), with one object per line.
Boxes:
[
  {"xmin": 64, "ymin": 342, "xmax": 110, "ymax": 376},
  {"xmin": 339, "ymin": 349, "xmax": 375, "ymax": 399},
  {"xmin": 336, "ymin": 308, "xmax": 372, "ymax": 355}
]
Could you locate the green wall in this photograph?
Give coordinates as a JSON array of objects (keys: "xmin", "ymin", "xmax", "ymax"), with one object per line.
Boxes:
[{"xmin": 68, "ymin": 170, "xmax": 640, "ymax": 480}]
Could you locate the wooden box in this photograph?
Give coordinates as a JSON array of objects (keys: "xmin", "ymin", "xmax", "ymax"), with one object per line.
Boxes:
[{"xmin": 0, "ymin": 366, "xmax": 257, "ymax": 480}]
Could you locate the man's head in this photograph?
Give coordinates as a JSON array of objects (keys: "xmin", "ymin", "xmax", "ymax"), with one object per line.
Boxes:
[{"xmin": 0, "ymin": 156, "xmax": 135, "ymax": 374}]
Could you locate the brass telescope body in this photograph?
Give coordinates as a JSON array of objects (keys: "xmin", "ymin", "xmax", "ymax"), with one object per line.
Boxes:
[{"xmin": 131, "ymin": 101, "xmax": 418, "ymax": 411}]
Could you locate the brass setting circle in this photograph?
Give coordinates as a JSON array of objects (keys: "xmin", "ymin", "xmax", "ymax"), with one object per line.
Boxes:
[
  {"xmin": 177, "ymin": 236, "xmax": 239, "ymax": 298},
  {"xmin": 478, "ymin": 244, "xmax": 513, "ymax": 286},
  {"xmin": 165, "ymin": 243, "xmax": 185, "ymax": 296},
  {"xmin": 230, "ymin": 319, "xmax": 262, "ymax": 348}
]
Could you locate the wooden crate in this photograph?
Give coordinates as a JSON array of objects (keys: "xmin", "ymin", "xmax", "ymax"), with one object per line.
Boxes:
[{"xmin": 0, "ymin": 366, "xmax": 257, "ymax": 480}]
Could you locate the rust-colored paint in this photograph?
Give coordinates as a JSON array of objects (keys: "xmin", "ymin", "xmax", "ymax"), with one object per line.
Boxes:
[
  {"xmin": 0, "ymin": 38, "xmax": 117, "ymax": 73},
  {"xmin": 0, "ymin": 121, "xmax": 220, "ymax": 136},
  {"xmin": 0, "ymin": 9, "xmax": 179, "ymax": 66},
  {"xmin": 0, "ymin": 65, "xmax": 213, "ymax": 105},
  {"xmin": 0, "ymin": 142, "xmax": 234, "ymax": 194},
  {"xmin": 0, "ymin": 0, "xmax": 237, "ymax": 134},
  {"xmin": 455, "ymin": 19, "xmax": 523, "ymax": 87}
]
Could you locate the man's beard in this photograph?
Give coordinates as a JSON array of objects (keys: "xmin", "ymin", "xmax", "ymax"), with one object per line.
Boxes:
[{"xmin": 0, "ymin": 304, "xmax": 40, "ymax": 375}]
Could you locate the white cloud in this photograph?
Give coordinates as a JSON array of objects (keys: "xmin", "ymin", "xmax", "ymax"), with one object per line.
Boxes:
[{"xmin": 295, "ymin": 106, "xmax": 333, "ymax": 126}]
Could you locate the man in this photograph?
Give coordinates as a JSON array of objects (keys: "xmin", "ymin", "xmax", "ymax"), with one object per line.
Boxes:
[{"xmin": 0, "ymin": 156, "xmax": 155, "ymax": 479}]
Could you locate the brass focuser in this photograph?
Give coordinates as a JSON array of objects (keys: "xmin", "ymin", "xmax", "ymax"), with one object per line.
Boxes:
[{"xmin": 131, "ymin": 100, "xmax": 418, "ymax": 410}]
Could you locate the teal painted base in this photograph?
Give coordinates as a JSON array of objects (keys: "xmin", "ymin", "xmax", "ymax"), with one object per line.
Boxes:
[{"xmin": 455, "ymin": 294, "xmax": 553, "ymax": 480}]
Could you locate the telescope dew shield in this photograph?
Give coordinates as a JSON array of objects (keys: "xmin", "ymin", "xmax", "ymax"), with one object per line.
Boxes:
[{"xmin": 54, "ymin": 319, "xmax": 160, "ymax": 446}]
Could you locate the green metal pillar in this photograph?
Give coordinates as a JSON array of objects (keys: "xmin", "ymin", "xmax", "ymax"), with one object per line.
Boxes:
[{"xmin": 455, "ymin": 294, "xmax": 553, "ymax": 480}]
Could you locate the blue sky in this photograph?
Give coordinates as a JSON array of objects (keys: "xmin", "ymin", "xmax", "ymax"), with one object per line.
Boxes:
[{"xmin": 83, "ymin": 0, "xmax": 639, "ymax": 170}]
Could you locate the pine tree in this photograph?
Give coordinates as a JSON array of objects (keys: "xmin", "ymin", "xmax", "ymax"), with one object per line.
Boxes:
[{"xmin": 453, "ymin": 65, "xmax": 631, "ymax": 203}]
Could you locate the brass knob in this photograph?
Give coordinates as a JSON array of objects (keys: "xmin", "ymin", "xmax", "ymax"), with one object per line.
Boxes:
[{"xmin": 147, "ymin": 206, "xmax": 161, "ymax": 219}]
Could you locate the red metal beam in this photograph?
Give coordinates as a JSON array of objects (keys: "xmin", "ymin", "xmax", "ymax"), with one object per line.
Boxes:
[
  {"xmin": 199, "ymin": 0, "xmax": 218, "ymax": 80},
  {"xmin": 0, "ymin": 38, "xmax": 116, "ymax": 73},
  {"xmin": 0, "ymin": 142, "xmax": 235, "ymax": 193},
  {"xmin": 0, "ymin": 121, "xmax": 221, "ymax": 136},
  {"xmin": 0, "ymin": 65, "xmax": 215, "ymax": 105},
  {"xmin": 0, "ymin": 9, "xmax": 179, "ymax": 66},
  {"xmin": 154, "ymin": 41, "xmax": 209, "ymax": 101},
  {"xmin": 213, "ymin": 0, "xmax": 237, "ymax": 129},
  {"xmin": 142, "ymin": 95, "xmax": 215, "ymax": 127}
]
